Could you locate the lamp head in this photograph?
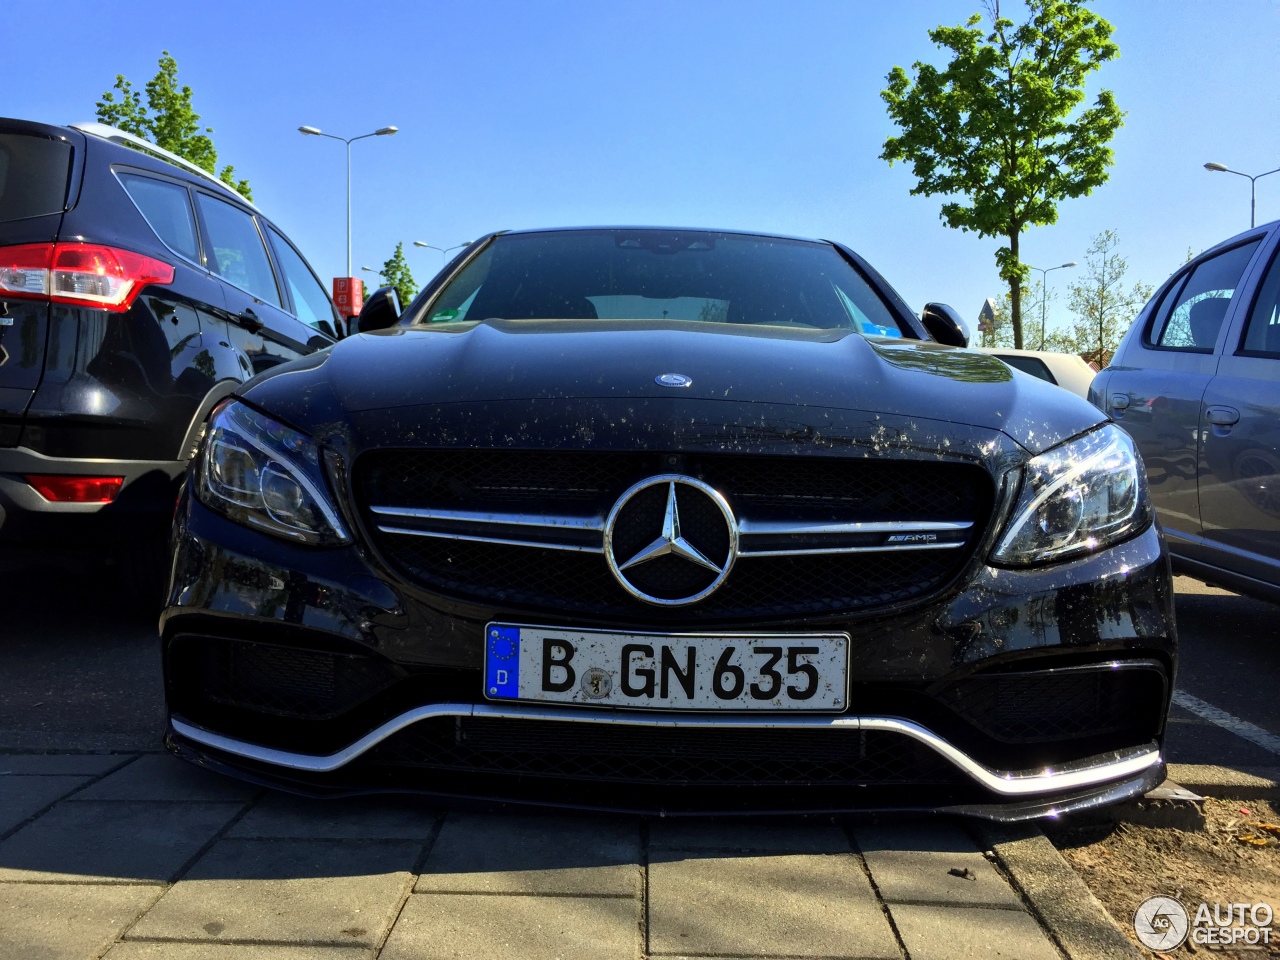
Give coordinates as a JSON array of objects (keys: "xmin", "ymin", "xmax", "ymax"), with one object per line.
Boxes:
[
  {"xmin": 1204, "ymin": 162, "xmax": 1229, "ymax": 172},
  {"xmin": 1062, "ymin": 261, "xmax": 1078, "ymax": 268},
  {"xmin": 412, "ymin": 240, "xmax": 430, "ymax": 248},
  {"xmin": 298, "ymin": 125, "xmax": 322, "ymax": 136},
  {"xmin": 375, "ymin": 126, "xmax": 399, "ymax": 136}
]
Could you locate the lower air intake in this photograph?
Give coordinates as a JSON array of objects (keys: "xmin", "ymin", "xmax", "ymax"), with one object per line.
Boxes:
[{"xmin": 361, "ymin": 716, "xmax": 965, "ymax": 787}]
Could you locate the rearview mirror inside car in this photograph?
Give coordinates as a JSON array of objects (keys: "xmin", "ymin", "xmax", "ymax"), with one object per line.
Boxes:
[
  {"xmin": 351, "ymin": 286, "xmax": 402, "ymax": 334},
  {"xmin": 920, "ymin": 303, "xmax": 970, "ymax": 348}
]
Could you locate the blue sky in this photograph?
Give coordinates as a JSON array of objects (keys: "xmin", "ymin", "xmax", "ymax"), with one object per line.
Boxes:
[{"xmin": 8, "ymin": 1, "xmax": 1279, "ymax": 336}]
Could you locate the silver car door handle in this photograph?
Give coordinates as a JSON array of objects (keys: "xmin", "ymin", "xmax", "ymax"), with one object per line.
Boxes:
[
  {"xmin": 1110, "ymin": 394, "xmax": 1130, "ymax": 411},
  {"xmin": 1206, "ymin": 405, "xmax": 1240, "ymax": 427}
]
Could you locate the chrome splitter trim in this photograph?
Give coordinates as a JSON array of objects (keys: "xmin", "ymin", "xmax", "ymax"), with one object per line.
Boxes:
[{"xmin": 171, "ymin": 706, "xmax": 1161, "ymax": 797}]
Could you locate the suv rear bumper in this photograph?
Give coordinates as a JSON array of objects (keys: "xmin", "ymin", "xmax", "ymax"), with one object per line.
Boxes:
[{"xmin": 0, "ymin": 445, "xmax": 186, "ymax": 548}]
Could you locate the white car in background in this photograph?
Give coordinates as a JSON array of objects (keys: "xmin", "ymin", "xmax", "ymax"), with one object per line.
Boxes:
[{"xmin": 977, "ymin": 348, "xmax": 1096, "ymax": 398}]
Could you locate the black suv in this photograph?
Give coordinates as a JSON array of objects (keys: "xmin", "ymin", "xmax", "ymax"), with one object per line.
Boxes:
[{"xmin": 0, "ymin": 118, "xmax": 339, "ymax": 595}]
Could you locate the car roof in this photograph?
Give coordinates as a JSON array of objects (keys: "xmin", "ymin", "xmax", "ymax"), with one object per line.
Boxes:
[
  {"xmin": 68, "ymin": 121, "xmax": 261, "ymax": 212},
  {"xmin": 496, "ymin": 225, "xmax": 830, "ymax": 245},
  {"xmin": 1195, "ymin": 220, "xmax": 1276, "ymax": 259}
]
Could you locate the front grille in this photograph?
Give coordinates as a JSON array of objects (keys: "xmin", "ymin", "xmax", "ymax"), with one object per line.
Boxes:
[
  {"xmin": 363, "ymin": 450, "xmax": 638, "ymax": 507},
  {"xmin": 358, "ymin": 450, "xmax": 992, "ymax": 619},
  {"xmin": 380, "ymin": 534, "xmax": 960, "ymax": 617},
  {"xmin": 361, "ymin": 450, "xmax": 982, "ymax": 520},
  {"xmin": 178, "ymin": 636, "xmax": 403, "ymax": 720},
  {"xmin": 934, "ymin": 663, "xmax": 1167, "ymax": 744},
  {"xmin": 362, "ymin": 716, "xmax": 963, "ymax": 787}
]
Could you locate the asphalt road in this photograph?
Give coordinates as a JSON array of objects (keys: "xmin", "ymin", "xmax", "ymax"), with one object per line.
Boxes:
[
  {"xmin": 0, "ymin": 570, "xmax": 163, "ymax": 751},
  {"xmin": 0, "ymin": 568, "xmax": 1275, "ymax": 771},
  {"xmin": 1162, "ymin": 577, "xmax": 1280, "ymax": 769}
]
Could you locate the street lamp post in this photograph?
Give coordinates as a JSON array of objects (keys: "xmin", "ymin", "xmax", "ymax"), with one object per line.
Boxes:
[
  {"xmin": 298, "ymin": 125, "xmax": 398, "ymax": 277},
  {"xmin": 413, "ymin": 240, "xmax": 471, "ymax": 268},
  {"xmin": 1028, "ymin": 261, "xmax": 1077, "ymax": 350},
  {"xmin": 1204, "ymin": 162, "xmax": 1280, "ymax": 229}
]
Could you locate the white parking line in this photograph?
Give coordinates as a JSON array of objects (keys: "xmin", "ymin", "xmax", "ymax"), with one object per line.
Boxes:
[{"xmin": 1172, "ymin": 690, "xmax": 1280, "ymax": 757}]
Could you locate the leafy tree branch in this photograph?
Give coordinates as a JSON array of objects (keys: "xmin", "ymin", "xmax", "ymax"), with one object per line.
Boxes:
[{"xmin": 97, "ymin": 52, "xmax": 252, "ymax": 201}]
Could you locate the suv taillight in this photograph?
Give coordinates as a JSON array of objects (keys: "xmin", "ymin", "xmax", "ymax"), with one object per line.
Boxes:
[{"xmin": 0, "ymin": 242, "xmax": 174, "ymax": 313}]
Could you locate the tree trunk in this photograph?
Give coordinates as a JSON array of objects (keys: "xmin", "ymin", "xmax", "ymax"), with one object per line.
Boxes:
[{"xmin": 1009, "ymin": 229, "xmax": 1024, "ymax": 349}]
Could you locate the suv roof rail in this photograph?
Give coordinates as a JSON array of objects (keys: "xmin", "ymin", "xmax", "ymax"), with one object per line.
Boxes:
[{"xmin": 69, "ymin": 121, "xmax": 260, "ymax": 212}]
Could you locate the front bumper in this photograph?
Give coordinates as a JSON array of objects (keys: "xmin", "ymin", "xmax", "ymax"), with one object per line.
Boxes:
[
  {"xmin": 162, "ymin": 492, "xmax": 1176, "ymax": 819},
  {"xmin": 168, "ymin": 708, "xmax": 1165, "ymax": 821}
]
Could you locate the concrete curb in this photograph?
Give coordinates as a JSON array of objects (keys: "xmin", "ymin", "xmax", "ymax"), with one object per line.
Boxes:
[{"xmin": 976, "ymin": 821, "xmax": 1143, "ymax": 960}]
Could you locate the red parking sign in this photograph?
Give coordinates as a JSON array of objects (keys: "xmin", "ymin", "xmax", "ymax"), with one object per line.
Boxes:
[{"xmin": 332, "ymin": 276, "xmax": 364, "ymax": 317}]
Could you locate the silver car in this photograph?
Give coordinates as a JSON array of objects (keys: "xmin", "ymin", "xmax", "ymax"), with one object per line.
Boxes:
[{"xmin": 1091, "ymin": 223, "xmax": 1280, "ymax": 603}]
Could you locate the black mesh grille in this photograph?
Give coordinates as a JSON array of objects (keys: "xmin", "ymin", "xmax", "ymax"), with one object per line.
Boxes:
[
  {"xmin": 362, "ymin": 450, "xmax": 638, "ymax": 508},
  {"xmin": 358, "ymin": 450, "xmax": 991, "ymax": 619},
  {"xmin": 934, "ymin": 665, "xmax": 1166, "ymax": 744},
  {"xmin": 361, "ymin": 449, "xmax": 984, "ymax": 520},
  {"xmin": 362, "ymin": 716, "xmax": 963, "ymax": 787},
  {"xmin": 377, "ymin": 534, "xmax": 959, "ymax": 618},
  {"xmin": 183, "ymin": 637, "xmax": 403, "ymax": 720},
  {"xmin": 699, "ymin": 455, "xmax": 978, "ymax": 517}
]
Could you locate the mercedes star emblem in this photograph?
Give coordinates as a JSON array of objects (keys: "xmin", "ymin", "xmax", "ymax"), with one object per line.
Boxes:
[
  {"xmin": 655, "ymin": 373, "xmax": 692, "ymax": 388},
  {"xmin": 604, "ymin": 475, "xmax": 737, "ymax": 606}
]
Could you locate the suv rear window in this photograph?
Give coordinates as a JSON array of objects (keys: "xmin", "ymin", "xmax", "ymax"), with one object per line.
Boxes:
[{"xmin": 0, "ymin": 133, "xmax": 72, "ymax": 224}]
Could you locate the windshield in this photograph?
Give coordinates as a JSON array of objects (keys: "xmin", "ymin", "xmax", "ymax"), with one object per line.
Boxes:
[{"xmin": 414, "ymin": 229, "xmax": 908, "ymax": 336}]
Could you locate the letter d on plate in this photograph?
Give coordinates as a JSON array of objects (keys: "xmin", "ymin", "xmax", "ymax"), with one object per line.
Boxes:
[{"xmin": 486, "ymin": 626, "xmax": 521, "ymax": 698}]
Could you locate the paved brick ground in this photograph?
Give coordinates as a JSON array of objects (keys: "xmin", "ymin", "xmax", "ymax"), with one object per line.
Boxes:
[{"xmin": 0, "ymin": 751, "xmax": 1066, "ymax": 959}]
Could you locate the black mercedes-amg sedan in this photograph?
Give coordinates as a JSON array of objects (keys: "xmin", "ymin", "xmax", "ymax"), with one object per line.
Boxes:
[{"xmin": 162, "ymin": 227, "xmax": 1175, "ymax": 820}]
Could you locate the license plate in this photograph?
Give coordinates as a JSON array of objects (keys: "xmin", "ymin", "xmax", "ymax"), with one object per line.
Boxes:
[{"xmin": 483, "ymin": 624, "xmax": 848, "ymax": 711}]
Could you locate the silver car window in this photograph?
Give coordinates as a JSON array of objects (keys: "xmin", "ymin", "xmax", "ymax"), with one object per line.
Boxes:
[
  {"xmin": 1241, "ymin": 246, "xmax": 1280, "ymax": 357},
  {"xmin": 1147, "ymin": 240, "xmax": 1261, "ymax": 351}
]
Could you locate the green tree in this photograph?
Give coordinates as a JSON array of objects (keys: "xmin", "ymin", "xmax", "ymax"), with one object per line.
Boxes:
[
  {"xmin": 376, "ymin": 243, "xmax": 418, "ymax": 307},
  {"xmin": 881, "ymin": 0, "xmax": 1123, "ymax": 348},
  {"xmin": 1064, "ymin": 229, "xmax": 1152, "ymax": 367},
  {"xmin": 97, "ymin": 51, "xmax": 252, "ymax": 200}
]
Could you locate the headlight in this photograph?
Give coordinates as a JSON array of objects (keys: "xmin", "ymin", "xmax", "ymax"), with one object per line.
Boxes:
[
  {"xmin": 992, "ymin": 424, "xmax": 1148, "ymax": 565},
  {"xmin": 196, "ymin": 401, "xmax": 350, "ymax": 545}
]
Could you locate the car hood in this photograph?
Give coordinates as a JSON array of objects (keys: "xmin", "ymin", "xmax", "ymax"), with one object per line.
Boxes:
[{"xmin": 239, "ymin": 319, "xmax": 1105, "ymax": 457}]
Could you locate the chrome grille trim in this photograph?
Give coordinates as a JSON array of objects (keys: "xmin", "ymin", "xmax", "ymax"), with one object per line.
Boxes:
[
  {"xmin": 738, "ymin": 542, "xmax": 966, "ymax": 557},
  {"xmin": 370, "ymin": 504, "xmax": 972, "ymax": 557},
  {"xmin": 736, "ymin": 519, "xmax": 972, "ymax": 536},
  {"xmin": 370, "ymin": 505, "xmax": 605, "ymax": 530},
  {"xmin": 171, "ymin": 708, "xmax": 1161, "ymax": 796},
  {"xmin": 375, "ymin": 525, "xmax": 603, "ymax": 554}
]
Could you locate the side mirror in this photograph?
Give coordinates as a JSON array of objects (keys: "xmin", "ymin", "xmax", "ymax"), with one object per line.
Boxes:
[
  {"xmin": 351, "ymin": 286, "xmax": 401, "ymax": 334},
  {"xmin": 920, "ymin": 302, "xmax": 971, "ymax": 348}
]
